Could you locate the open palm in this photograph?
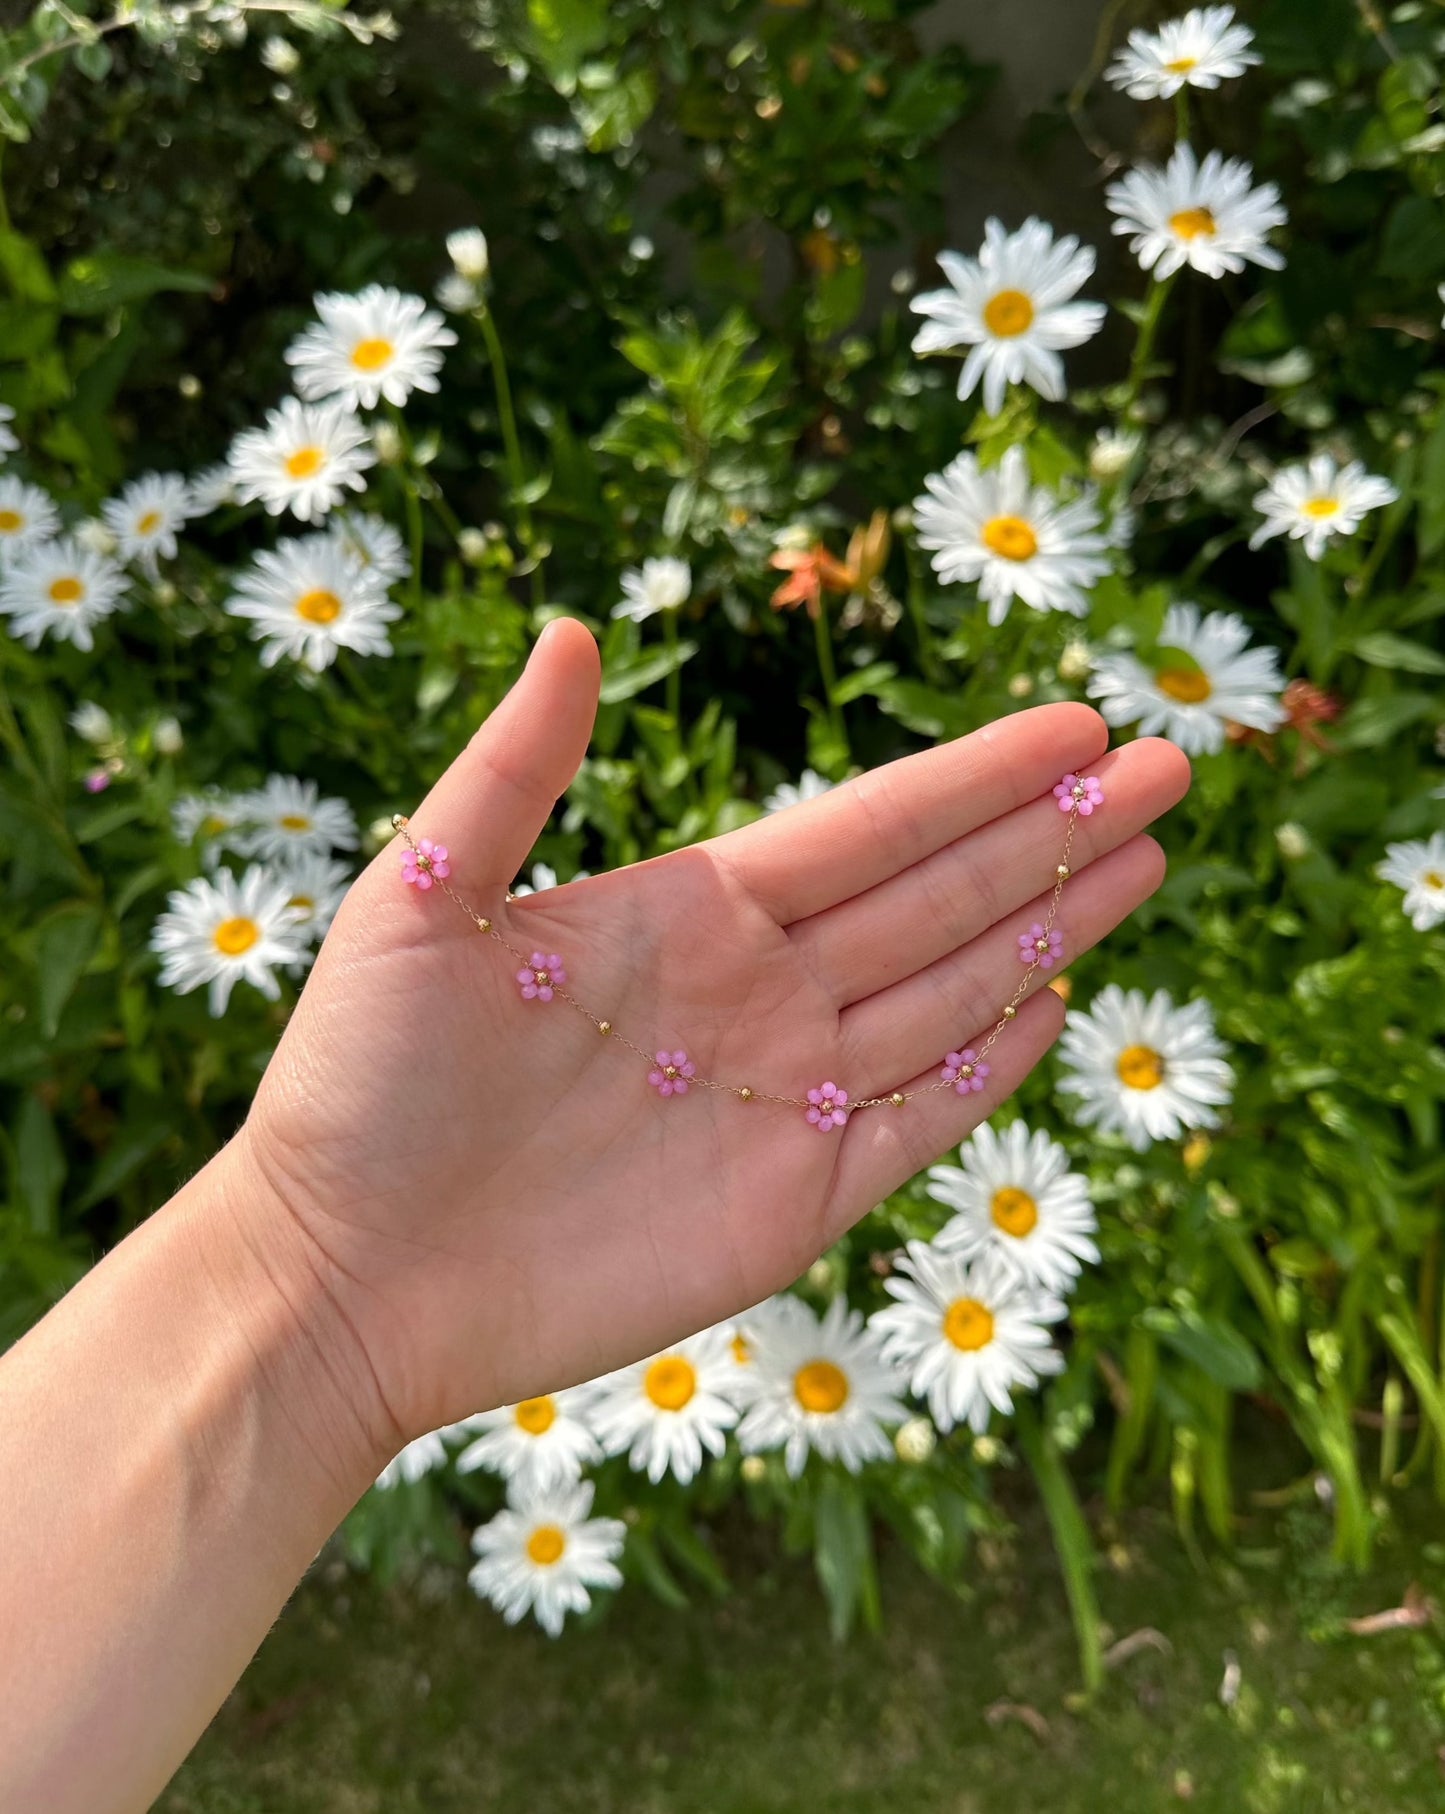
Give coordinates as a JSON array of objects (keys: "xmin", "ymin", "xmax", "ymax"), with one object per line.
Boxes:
[{"xmin": 242, "ymin": 619, "xmax": 1189, "ymax": 1446}]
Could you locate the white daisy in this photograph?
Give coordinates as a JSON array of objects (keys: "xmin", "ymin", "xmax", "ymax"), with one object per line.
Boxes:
[
  {"xmin": 326, "ymin": 509, "xmax": 411, "ymax": 586},
  {"xmin": 187, "ymin": 462, "xmax": 237, "ymax": 515},
  {"xmin": 276, "ymin": 851, "xmax": 352, "ymax": 942},
  {"xmin": 735, "ymin": 1295, "xmax": 907, "ymax": 1478},
  {"xmin": 468, "ymin": 1480, "xmax": 626, "ymax": 1638},
  {"xmin": 100, "ymin": 472, "xmax": 193, "ymax": 575},
  {"xmin": 227, "ymin": 396, "xmax": 375, "ymax": 524},
  {"xmin": 870, "ymin": 1245, "xmax": 1067, "ymax": 1435},
  {"xmin": 150, "ymin": 864, "xmax": 307, "ymax": 1016},
  {"xmin": 285, "ymin": 284, "xmax": 457, "ymax": 410},
  {"xmin": 914, "ymin": 446, "xmax": 1109, "ymax": 626},
  {"xmin": 1249, "ymin": 455, "xmax": 1398, "ymax": 561},
  {"xmin": 0, "ymin": 476, "xmax": 60, "ymax": 561},
  {"xmin": 910, "ymin": 218, "xmax": 1106, "ymax": 417},
  {"xmin": 1087, "ymin": 601, "xmax": 1286, "ymax": 755},
  {"xmin": 587, "ymin": 1325, "xmax": 740, "ymax": 1485},
  {"xmin": 1106, "ymin": 144, "xmax": 1287, "ymax": 279},
  {"xmin": 225, "ymin": 534, "xmax": 400, "ymax": 672},
  {"xmin": 1105, "ymin": 5, "xmax": 1260, "ymax": 99},
  {"xmin": 1057, "ymin": 983, "xmax": 1235, "ymax": 1151},
  {"xmin": 69, "ymin": 701, "xmax": 114, "ymax": 746},
  {"xmin": 763, "ymin": 769, "xmax": 835, "ymax": 814},
  {"xmin": 0, "ymin": 403, "xmax": 18, "ymax": 461},
  {"xmin": 456, "ymin": 1389, "xmax": 603, "ymax": 1495},
  {"xmin": 375, "ymin": 1427, "xmax": 452, "ymax": 1489},
  {"xmin": 512, "ymin": 861, "xmax": 590, "ymax": 896},
  {"xmin": 612, "ymin": 556, "xmax": 692, "ymax": 623},
  {"xmin": 236, "ymin": 774, "xmax": 359, "ymax": 861},
  {"xmin": 0, "ymin": 536, "xmax": 128, "ymax": 651},
  {"xmin": 172, "ymin": 790, "xmax": 247, "ymax": 857},
  {"xmin": 1377, "ymin": 833, "xmax": 1445, "ymax": 931},
  {"xmin": 928, "ymin": 1121, "xmax": 1099, "ymax": 1295}
]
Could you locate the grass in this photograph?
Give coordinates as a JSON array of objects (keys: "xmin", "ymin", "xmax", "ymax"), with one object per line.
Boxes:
[{"xmin": 164, "ymin": 1483, "xmax": 1445, "ymax": 1813}]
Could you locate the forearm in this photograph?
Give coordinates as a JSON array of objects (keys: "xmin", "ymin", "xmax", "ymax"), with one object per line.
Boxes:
[{"xmin": 0, "ymin": 1132, "xmax": 392, "ymax": 1814}]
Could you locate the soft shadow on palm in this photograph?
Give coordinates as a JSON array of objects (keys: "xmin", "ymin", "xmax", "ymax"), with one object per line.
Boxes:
[{"xmin": 252, "ymin": 842, "xmax": 850, "ymax": 1421}]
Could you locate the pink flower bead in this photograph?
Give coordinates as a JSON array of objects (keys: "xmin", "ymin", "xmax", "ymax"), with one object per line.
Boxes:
[
  {"xmin": 517, "ymin": 951, "xmax": 566, "ymax": 1002},
  {"xmin": 1053, "ymin": 773, "xmax": 1104, "ymax": 815},
  {"xmin": 1018, "ymin": 922, "xmax": 1064, "ymax": 969},
  {"xmin": 401, "ymin": 837, "xmax": 451, "ymax": 891},
  {"xmin": 805, "ymin": 1081, "xmax": 849, "ymax": 1132},
  {"xmin": 941, "ymin": 1049, "xmax": 990, "ymax": 1095},
  {"xmin": 648, "ymin": 1049, "xmax": 696, "ymax": 1098}
]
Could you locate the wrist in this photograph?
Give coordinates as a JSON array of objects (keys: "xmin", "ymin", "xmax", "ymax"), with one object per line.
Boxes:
[{"xmin": 169, "ymin": 1129, "xmax": 404, "ymax": 1518}]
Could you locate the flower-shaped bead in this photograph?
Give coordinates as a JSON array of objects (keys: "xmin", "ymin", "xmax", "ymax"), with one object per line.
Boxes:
[
  {"xmin": 648, "ymin": 1049, "xmax": 696, "ymax": 1098},
  {"xmin": 805, "ymin": 1081, "xmax": 849, "ymax": 1132},
  {"xmin": 516, "ymin": 950, "xmax": 566, "ymax": 1002},
  {"xmin": 401, "ymin": 837, "xmax": 451, "ymax": 890},
  {"xmin": 1019, "ymin": 922, "xmax": 1064, "ymax": 969},
  {"xmin": 941, "ymin": 1049, "xmax": 990, "ymax": 1095},
  {"xmin": 1053, "ymin": 772, "xmax": 1104, "ymax": 815}
]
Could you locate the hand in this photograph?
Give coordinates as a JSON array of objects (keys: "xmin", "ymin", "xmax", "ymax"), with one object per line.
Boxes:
[{"xmin": 235, "ymin": 618, "xmax": 1189, "ymax": 1457}]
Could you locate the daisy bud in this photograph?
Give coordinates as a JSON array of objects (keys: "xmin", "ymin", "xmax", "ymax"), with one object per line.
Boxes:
[
  {"xmin": 1008, "ymin": 673, "xmax": 1034, "ymax": 699},
  {"xmin": 1088, "ymin": 429, "xmax": 1139, "ymax": 482},
  {"xmin": 70, "ymin": 701, "xmax": 113, "ymax": 745},
  {"xmin": 154, "ymin": 715, "xmax": 184, "ymax": 755},
  {"xmin": 740, "ymin": 1455, "xmax": 768, "ymax": 1484},
  {"xmin": 1058, "ymin": 638, "xmax": 1092, "ymax": 682},
  {"xmin": 372, "ymin": 420, "xmax": 405, "ymax": 467},
  {"xmin": 73, "ymin": 519, "xmax": 118, "ymax": 557},
  {"xmin": 972, "ymin": 1435, "xmax": 1001, "ymax": 1465},
  {"xmin": 457, "ymin": 527, "xmax": 488, "ymax": 565},
  {"xmin": 1275, "ymin": 822, "xmax": 1310, "ymax": 861},
  {"xmin": 446, "ymin": 228, "xmax": 490, "ymax": 284},
  {"xmin": 894, "ymin": 1417, "xmax": 936, "ymax": 1465},
  {"xmin": 261, "ymin": 34, "xmax": 300, "ymax": 74}
]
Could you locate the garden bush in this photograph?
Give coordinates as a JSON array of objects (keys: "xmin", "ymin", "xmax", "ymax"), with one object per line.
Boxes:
[{"xmin": 1, "ymin": 0, "xmax": 1443, "ymax": 1683}]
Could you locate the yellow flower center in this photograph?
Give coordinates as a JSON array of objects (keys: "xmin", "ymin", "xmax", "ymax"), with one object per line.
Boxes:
[
  {"xmin": 295, "ymin": 588, "xmax": 342, "ymax": 624},
  {"xmin": 794, "ymin": 1359, "xmax": 849, "ymax": 1414},
  {"xmin": 0, "ymin": 509, "xmax": 25, "ymax": 532},
  {"xmin": 351, "ymin": 337, "xmax": 395, "ymax": 372},
  {"xmin": 201, "ymin": 815, "xmax": 229, "ymax": 837},
  {"xmin": 943, "ymin": 1297, "xmax": 995, "ymax": 1352},
  {"xmin": 730, "ymin": 1333, "xmax": 752, "ymax": 1366},
  {"xmin": 279, "ymin": 814, "xmax": 312, "ymax": 832},
  {"xmin": 514, "ymin": 1395, "xmax": 556, "ymax": 1435},
  {"xmin": 49, "ymin": 576, "xmax": 85, "ymax": 606},
  {"xmin": 990, "ymin": 1187, "xmax": 1039, "ymax": 1238},
  {"xmin": 1165, "ymin": 56, "xmax": 1199, "ymax": 73},
  {"xmin": 213, "ymin": 916, "xmax": 260, "ymax": 957},
  {"xmin": 1155, "ymin": 665, "xmax": 1213, "ymax": 704},
  {"xmin": 982, "ymin": 287, "xmax": 1036, "ymax": 338},
  {"xmin": 1116, "ymin": 1043, "xmax": 1165, "ymax": 1090},
  {"xmin": 136, "ymin": 510, "xmax": 163, "ymax": 535},
  {"xmin": 285, "ymin": 445, "xmax": 326, "ymax": 480},
  {"xmin": 1301, "ymin": 496, "xmax": 1340, "ymax": 519},
  {"xmin": 981, "ymin": 515, "xmax": 1039, "ymax": 562},
  {"xmin": 1423, "ymin": 870, "xmax": 1445, "ymax": 890},
  {"xmin": 526, "ymin": 1525, "xmax": 566, "ymax": 1566},
  {"xmin": 287, "ymin": 893, "xmax": 315, "ymax": 915},
  {"xmin": 1169, "ymin": 206, "xmax": 1217, "ymax": 241},
  {"xmin": 644, "ymin": 1355, "xmax": 697, "ymax": 1411}
]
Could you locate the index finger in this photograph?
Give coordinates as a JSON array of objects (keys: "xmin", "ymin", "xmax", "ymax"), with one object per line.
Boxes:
[{"xmin": 714, "ymin": 701, "xmax": 1109, "ymax": 924}]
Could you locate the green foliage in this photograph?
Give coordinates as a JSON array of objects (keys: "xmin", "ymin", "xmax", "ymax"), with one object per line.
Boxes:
[{"xmin": 2, "ymin": 0, "xmax": 1445, "ymax": 1673}]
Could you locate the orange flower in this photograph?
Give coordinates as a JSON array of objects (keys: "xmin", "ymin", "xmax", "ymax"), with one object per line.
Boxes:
[{"xmin": 769, "ymin": 544, "xmax": 852, "ymax": 618}]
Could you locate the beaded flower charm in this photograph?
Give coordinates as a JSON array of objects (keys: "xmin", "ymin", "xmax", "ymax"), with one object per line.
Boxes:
[
  {"xmin": 1019, "ymin": 922, "xmax": 1064, "ymax": 969},
  {"xmin": 517, "ymin": 951, "xmax": 566, "ymax": 1002},
  {"xmin": 400, "ymin": 836, "xmax": 450, "ymax": 890},
  {"xmin": 1053, "ymin": 773, "xmax": 1104, "ymax": 815},
  {"xmin": 941, "ymin": 1049, "xmax": 990, "ymax": 1095},
  {"xmin": 648, "ymin": 1050, "xmax": 696, "ymax": 1097},
  {"xmin": 805, "ymin": 1082, "xmax": 849, "ymax": 1132}
]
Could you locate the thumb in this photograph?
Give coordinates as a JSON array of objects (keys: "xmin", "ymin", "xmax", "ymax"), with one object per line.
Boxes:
[{"xmin": 412, "ymin": 617, "xmax": 601, "ymax": 890}]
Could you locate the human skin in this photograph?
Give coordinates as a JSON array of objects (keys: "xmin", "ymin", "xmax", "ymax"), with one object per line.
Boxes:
[{"xmin": 0, "ymin": 617, "xmax": 1190, "ymax": 1812}]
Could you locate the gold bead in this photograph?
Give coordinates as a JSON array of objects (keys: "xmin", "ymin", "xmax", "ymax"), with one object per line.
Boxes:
[
  {"xmin": 1057, "ymin": 864, "xmax": 1071, "ymax": 880},
  {"xmin": 477, "ymin": 916, "xmax": 492, "ymax": 934},
  {"xmin": 890, "ymin": 1092, "xmax": 906, "ymax": 1107},
  {"xmin": 390, "ymin": 812, "xmax": 409, "ymax": 831},
  {"xmin": 1003, "ymin": 1004, "xmax": 1018, "ymax": 1020},
  {"xmin": 664, "ymin": 1065, "xmax": 679, "ymax": 1079},
  {"xmin": 958, "ymin": 1064, "xmax": 973, "ymax": 1079},
  {"xmin": 598, "ymin": 1020, "xmax": 612, "ymax": 1036},
  {"xmin": 739, "ymin": 1087, "xmax": 754, "ymax": 1102}
]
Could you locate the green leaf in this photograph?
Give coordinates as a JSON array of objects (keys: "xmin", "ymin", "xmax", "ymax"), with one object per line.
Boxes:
[
  {"xmin": 1142, "ymin": 1309, "xmax": 1263, "ymax": 1393},
  {"xmin": 1351, "ymin": 632, "xmax": 1445, "ymax": 677},
  {"xmin": 34, "ymin": 902, "xmax": 103, "ymax": 1038},
  {"xmin": 0, "ymin": 229, "xmax": 56, "ymax": 304},
  {"xmin": 13, "ymin": 1095, "xmax": 65, "ymax": 1235},
  {"xmin": 598, "ymin": 638, "xmax": 696, "ymax": 705},
  {"xmin": 812, "ymin": 1474, "xmax": 880, "ymax": 1642},
  {"xmin": 1335, "ymin": 691, "xmax": 1438, "ymax": 749},
  {"xmin": 57, "ymin": 252, "xmax": 212, "ymax": 316}
]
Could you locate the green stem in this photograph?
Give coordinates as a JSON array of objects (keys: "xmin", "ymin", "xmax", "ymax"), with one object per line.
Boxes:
[
  {"xmin": 663, "ymin": 608, "xmax": 682, "ymax": 726},
  {"xmin": 477, "ymin": 304, "xmax": 544, "ymax": 607},
  {"xmin": 403, "ymin": 480, "xmax": 424, "ymax": 614},
  {"xmin": 903, "ymin": 539, "xmax": 944, "ymax": 684},
  {"xmin": 1173, "ymin": 87, "xmax": 1191, "ymax": 145},
  {"xmin": 1121, "ymin": 272, "xmax": 1176, "ymax": 421},
  {"xmin": 811, "ymin": 596, "xmax": 848, "ymax": 760},
  {"xmin": 1015, "ymin": 1402, "xmax": 1104, "ymax": 1695}
]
